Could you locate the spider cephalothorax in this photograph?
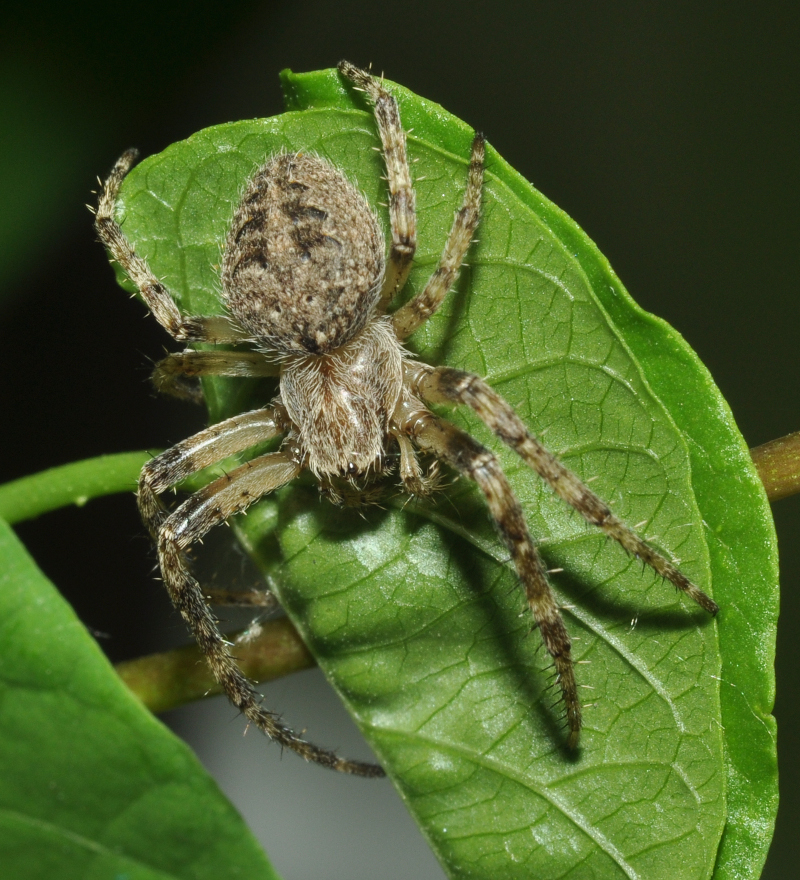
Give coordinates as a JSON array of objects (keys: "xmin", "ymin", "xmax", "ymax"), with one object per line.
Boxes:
[{"xmin": 95, "ymin": 61, "xmax": 717, "ymax": 777}]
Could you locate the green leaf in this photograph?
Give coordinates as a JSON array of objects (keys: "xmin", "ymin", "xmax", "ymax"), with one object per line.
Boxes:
[
  {"xmin": 554, "ymin": 189, "xmax": 780, "ymax": 880},
  {"xmin": 110, "ymin": 66, "xmax": 777, "ymax": 879},
  {"xmin": 0, "ymin": 517, "xmax": 280, "ymax": 880}
]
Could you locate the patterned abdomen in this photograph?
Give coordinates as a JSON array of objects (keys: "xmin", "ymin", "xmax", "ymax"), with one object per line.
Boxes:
[{"xmin": 221, "ymin": 153, "xmax": 385, "ymax": 355}]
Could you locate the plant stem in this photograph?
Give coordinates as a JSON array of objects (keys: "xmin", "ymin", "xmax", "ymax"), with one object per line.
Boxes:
[
  {"xmin": 0, "ymin": 452, "xmax": 149, "ymax": 524},
  {"xmin": 115, "ymin": 616, "xmax": 315, "ymax": 713},
  {"xmin": 751, "ymin": 431, "xmax": 800, "ymax": 502}
]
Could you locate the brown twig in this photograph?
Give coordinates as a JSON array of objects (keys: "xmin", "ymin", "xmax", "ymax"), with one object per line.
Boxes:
[
  {"xmin": 751, "ymin": 430, "xmax": 800, "ymax": 502},
  {"xmin": 115, "ymin": 616, "xmax": 315, "ymax": 713}
]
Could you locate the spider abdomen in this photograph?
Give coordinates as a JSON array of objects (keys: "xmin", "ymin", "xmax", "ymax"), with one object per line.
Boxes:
[{"xmin": 221, "ymin": 153, "xmax": 385, "ymax": 355}]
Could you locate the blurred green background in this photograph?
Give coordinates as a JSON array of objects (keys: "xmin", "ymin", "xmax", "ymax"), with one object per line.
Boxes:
[{"xmin": 2, "ymin": 2, "xmax": 797, "ymax": 877}]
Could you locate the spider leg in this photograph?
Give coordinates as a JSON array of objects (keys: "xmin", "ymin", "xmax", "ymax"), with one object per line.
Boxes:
[
  {"xmin": 397, "ymin": 401, "xmax": 581, "ymax": 746},
  {"xmin": 138, "ymin": 407, "xmax": 285, "ymax": 536},
  {"xmin": 155, "ymin": 452, "xmax": 382, "ymax": 776},
  {"xmin": 95, "ymin": 150, "xmax": 250, "ymax": 344},
  {"xmin": 338, "ymin": 62, "xmax": 417, "ymax": 309},
  {"xmin": 392, "ymin": 431, "xmax": 438, "ymax": 497},
  {"xmin": 152, "ymin": 349, "xmax": 280, "ymax": 402},
  {"xmin": 203, "ymin": 587, "xmax": 280, "ymax": 611},
  {"xmin": 409, "ymin": 363, "xmax": 719, "ymax": 616},
  {"xmin": 391, "ymin": 133, "xmax": 485, "ymax": 341}
]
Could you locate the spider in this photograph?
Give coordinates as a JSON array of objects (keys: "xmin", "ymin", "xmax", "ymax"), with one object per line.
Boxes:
[{"xmin": 95, "ymin": 61, "xmax": 718, "ymax": 777}]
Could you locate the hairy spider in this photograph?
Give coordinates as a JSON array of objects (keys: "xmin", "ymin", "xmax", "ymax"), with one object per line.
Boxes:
[{"xmin": 95, "ymin": 61, "xmax": 718, "ymax": 777}]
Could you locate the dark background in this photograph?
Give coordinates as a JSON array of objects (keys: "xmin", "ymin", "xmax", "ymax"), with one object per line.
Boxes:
[{"xmin": 2, "ymin": 3, "xmax": 797, "ymax": 877}]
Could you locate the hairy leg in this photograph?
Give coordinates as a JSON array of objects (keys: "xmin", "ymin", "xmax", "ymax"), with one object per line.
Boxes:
[
  {"xmin": 95, "ymin": 150, "xmax": 250, "ymax": 344},
  {"xmin": 338, "ymin": 62, "xmax": 417, "ymax": 308},
  {"xmin": 410, "ymin": 363, "xmax": 719, "ymax": 616},
  {"xmin": 138, "ymin": 407, "xmax": 284, "ymax": 536},
  {"xmin": 391, "ymin": 133, "xmax": 485, "ymax": 340},
  {"xmin": 157, "ymin": 451, "xmax": 384, "ymax": 776},
  {"xmin": 397, "ymin": 400, "xmax": 581, "ymax": 746},
  {"xmin": 152, "ymin": 349, "xmax": 280, "ymax": 402}
]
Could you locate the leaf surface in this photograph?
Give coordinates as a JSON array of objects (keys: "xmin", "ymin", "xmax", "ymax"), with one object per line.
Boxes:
[
  {"xmin": 111, "ymin": 66, "xmax": 777, "ymax": 879},
  {"xmin": 0, "ymin": 517, "xmax": 279, "ymax": 880}
]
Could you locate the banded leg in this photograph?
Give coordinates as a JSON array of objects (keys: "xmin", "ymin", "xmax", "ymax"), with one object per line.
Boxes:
[
  {"xmin": 203, "ymin": 587, "xmax": 280, "ymax": 611},
  {"xmin": 338, "ymin": 62, "xmax": 417, "ymax": 308},
  {"xmin": 392, "ymin": 133, "xmax": 485, "ymax": 340},
  {"xmin": 95, "ymin": 150, "xmax": 250, "ymax": 344},
  {"xmin": 410, "ymin": 363, "xmax": 719, "ymax": 616},
  {"xmin": 138, "ymin": 406, "xmax": 284, "ymax": 536},
  {"xmin": 156, "ymin": 451, "xmax": 383, "ymax": 776},
  {"xmin": 398, "ymin": 401, "xmax": 581, "ymax": 746},
  {"xmin": 152, "ymin": 349, "xmax": 280, "ymax": 402}
]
